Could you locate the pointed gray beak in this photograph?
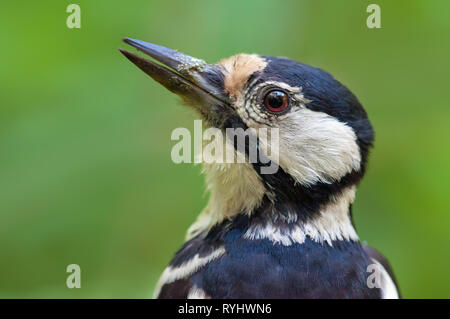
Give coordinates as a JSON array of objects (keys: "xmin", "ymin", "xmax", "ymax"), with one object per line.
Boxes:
[{"xmin": 119, "ymin": 38, "xmax": 231, "ymax": 126}]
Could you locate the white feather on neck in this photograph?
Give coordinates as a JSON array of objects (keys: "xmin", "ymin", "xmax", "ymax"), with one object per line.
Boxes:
[{"xmin": 243, "ymin": 186, "xmax": 359, "ymax": 246}]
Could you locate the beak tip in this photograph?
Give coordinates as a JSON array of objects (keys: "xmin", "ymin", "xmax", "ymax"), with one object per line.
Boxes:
[
  {"xmin": 122, "ymin": 37, "xmax": 133, "ymax": 45},
  {"xmin": 118, "ymin": 48, "xmax": 130, "ymax": 57},
  {"xmin": 118, "ymin": 49, "xmax": 141, "ymax": 66}
]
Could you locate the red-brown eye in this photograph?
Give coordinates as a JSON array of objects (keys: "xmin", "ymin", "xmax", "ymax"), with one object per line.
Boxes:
[{"xmin": 264, "ymin": 90, "xmax": 289, "ymax": 112}]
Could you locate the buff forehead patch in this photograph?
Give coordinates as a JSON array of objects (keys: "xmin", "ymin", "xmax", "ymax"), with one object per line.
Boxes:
[{"xmin": 218, "ymin": 54, "xmax": 267, "ymax": 98}]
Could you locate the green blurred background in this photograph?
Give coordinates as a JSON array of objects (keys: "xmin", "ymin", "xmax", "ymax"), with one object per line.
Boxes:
[{"xmin": 1, "ymin": 0, "xmax": 449, "ymax": 298}]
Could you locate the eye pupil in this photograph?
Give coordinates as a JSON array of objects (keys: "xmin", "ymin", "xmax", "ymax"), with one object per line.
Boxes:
[
  {"xmin": 267, "ymin": 91, "xmax": 284, "ymax": 108},
  {"xmin": 264, "ymin": 90, "xmax": 288, "ymax": 112}
]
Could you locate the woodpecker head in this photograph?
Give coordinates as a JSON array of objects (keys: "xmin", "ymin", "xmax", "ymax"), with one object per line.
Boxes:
[{"xmin": 120, "ymin": 39, "xmax": 374, "ymax": 235}]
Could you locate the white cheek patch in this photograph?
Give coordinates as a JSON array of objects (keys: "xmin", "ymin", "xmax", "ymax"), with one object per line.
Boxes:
[
  {"xmin": 274, "ymin": 107, "xmax": 361, "ymax": 185},
  {"xmin": 233, "ymin": 80, "xmax": 361, "ymax": 186},
  {"xmin": 152, "ymin": 247, "xmax": 225, "ymax": 298}
]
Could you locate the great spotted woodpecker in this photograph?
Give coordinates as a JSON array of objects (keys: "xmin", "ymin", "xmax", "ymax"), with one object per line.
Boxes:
[{"xmin": 120, "ymin": 38, "xmax": 400, "ymax": 299}]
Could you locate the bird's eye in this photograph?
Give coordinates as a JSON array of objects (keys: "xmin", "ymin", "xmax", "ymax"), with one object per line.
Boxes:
[{"xmin": 264, "ymin": 90, "xmax": 289, "ymax": 113}]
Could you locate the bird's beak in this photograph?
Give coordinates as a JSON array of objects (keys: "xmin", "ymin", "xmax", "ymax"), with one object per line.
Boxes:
[{"xmin": 119, "ymin": 38, "xmax": 231, "ymax": 126}]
